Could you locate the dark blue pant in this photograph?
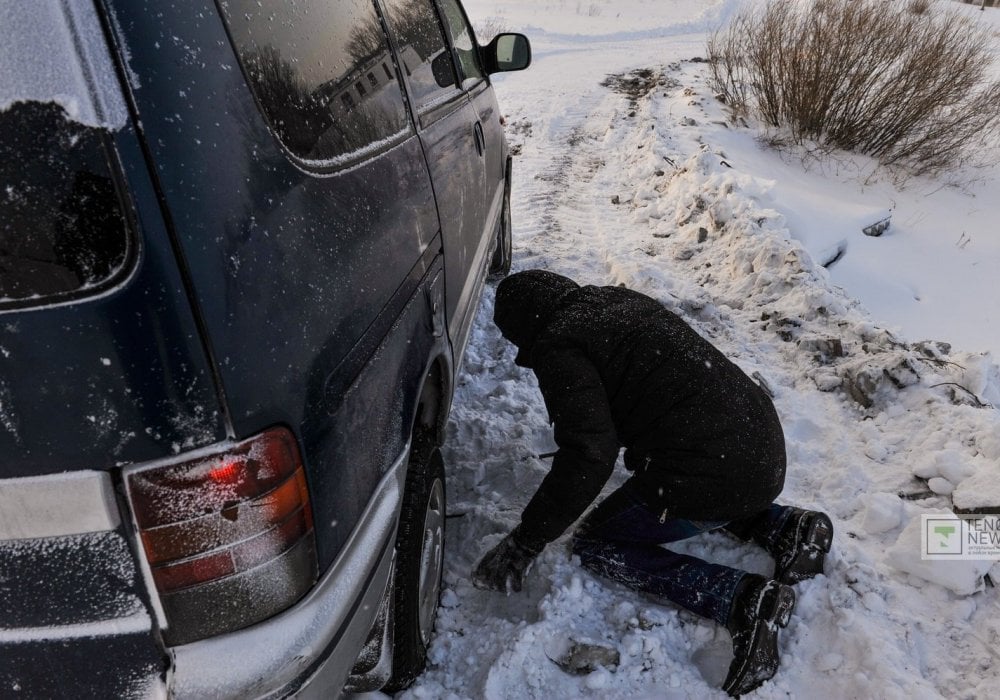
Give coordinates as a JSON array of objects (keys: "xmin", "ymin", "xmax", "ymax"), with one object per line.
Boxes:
[{"xmin": 571, "ymin": 480, "xmax": 792, "ymax": 625}]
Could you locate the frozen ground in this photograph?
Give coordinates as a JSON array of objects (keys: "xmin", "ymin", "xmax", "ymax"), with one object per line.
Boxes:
[{"xmin": 391, "ymin": 1, "xmax": 1000, "ymax": 698}]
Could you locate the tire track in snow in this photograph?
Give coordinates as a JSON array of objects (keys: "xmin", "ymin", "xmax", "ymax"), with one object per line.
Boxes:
[{"xmin": 509, "ymin": 88, "xmax": 629, "ymax": 281}]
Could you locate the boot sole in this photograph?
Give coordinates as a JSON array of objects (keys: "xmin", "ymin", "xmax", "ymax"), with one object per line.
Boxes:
[
  {"xmin": 777, "ymin": 512, "xmax": 833, "ymax": 584},
  {"xmin": 753, "ymin": 581, "xmax": 796, "ymax": 628},
  {"xmin": 723, "ymin": 584, "xmax": 796, "ymax": 697},
  {"xmin": 804, "ymin": 514, "xmax": 834, "ymax": 553}
]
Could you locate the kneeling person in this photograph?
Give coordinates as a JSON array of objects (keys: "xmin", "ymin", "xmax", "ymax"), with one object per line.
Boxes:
[{"xmin": 473, "ymin": 270, "xmax": 833, "ymax": 697}]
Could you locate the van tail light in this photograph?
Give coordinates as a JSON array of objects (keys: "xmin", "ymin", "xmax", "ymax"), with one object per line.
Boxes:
[{"xmin": 125, "ymin": 427, "xmax": 317, "ymax": 645}]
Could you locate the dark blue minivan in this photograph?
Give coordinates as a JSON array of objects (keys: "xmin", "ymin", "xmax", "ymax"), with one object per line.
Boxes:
[{"xmin": 0, "ymin": 1, "xmax": 528, "ymax": 696}]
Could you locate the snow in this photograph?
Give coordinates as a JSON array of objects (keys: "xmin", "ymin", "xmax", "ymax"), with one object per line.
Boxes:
[
  {"xmin": 885, "ymin": 514, "xmax": 995, "ymax": 596},
  {"xmin": 0, "ymin": 1, "xmax": 127, "ymax": 129},
  {"xmin": 862, "ymin": 493, "xmax": 904, "ymax": 535},
  {"xmin": 0, "ymin": 609, "xmax": 151, "ymax": 644},
  {"xmin": 390, "ymin": 1, "xmax": 1000, "ymax": 698},
  {"xmin": 4, "ymin": 0, "xmax": 994, "ymax": 695},
  {"xmin": 0, "ymin": 470, "xmax": 121, "ymax": 540}
]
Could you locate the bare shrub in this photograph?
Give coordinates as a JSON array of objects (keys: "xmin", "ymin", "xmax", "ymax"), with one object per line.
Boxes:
[
  {"xmin": 708, "ymin": 0, "xmax": 1000, "ymax": 176},
  {"xmin": 475, "ymin": 16, "xmax": 510, "ymax": 43}
]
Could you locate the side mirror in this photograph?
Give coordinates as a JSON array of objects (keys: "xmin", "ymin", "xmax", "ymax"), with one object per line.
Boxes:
[{"xmin": 483, "ymin": 33, "xmax": 531, "ymax": 74}]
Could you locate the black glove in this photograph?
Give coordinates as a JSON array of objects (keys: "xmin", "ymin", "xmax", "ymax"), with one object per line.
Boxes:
[{"xmin": 472, "ymin": 532, "xmax": 539, "ymax": 593}]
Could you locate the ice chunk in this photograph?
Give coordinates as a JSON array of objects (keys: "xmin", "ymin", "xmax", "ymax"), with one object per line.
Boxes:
[
  {"xmin": 862, "ymin": 493, "xmax": 903, "ymax": 534},
  {"xmin": 952, "ymin": 458, "xmax": 1000, "ymax": 512}
]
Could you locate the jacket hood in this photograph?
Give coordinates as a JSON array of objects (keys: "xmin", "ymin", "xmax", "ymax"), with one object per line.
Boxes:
[{"xmin": 493, "ymin": 269, "xmax": 580, "ymax": 367}]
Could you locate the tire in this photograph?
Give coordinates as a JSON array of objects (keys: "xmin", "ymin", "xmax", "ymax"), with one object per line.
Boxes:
[
  {"xmin": 488, "ymin": 164, "xmax": 513, "ymax": 280},
  {"xmin": 383, "ymin": 438, "xmax": 446, "ymax": 692}
]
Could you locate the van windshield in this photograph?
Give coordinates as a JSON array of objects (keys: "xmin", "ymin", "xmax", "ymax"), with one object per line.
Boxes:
[{"xmin": 0, "ymin": 101, "xmax": 133, "ymax": 310}]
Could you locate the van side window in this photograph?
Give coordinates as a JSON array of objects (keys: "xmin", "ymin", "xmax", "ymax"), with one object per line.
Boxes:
[
  {"xmin": 0, "ymin": 102, "xmax": 133, "ymax": 310},
  {"xmin": 437, "ymin": 0, "xmax": 484, "ymax": 84},
  {"xmin": 219, "ymin": 0, "xmax": 410, "ymax": 164},
  {"xmin": 381, "ymin": 0, "xmax": 458, "ymax": 110}
]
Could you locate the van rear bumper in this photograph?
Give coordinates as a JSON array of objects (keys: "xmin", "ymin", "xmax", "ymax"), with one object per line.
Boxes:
[{"xmin": 168, "ymin": 448, "xmax": 407, "ymax": 699}]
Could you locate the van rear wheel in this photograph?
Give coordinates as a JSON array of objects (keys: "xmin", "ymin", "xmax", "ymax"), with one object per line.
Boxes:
[{"xmin": 384, "ymin": 440, "xmax": 446, "ymax": 691}]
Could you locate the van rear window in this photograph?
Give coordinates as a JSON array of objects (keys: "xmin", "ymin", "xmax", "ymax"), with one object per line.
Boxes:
[{"xmin": 0, "ymin": 102, "xmax": 132, "ymax": 310}]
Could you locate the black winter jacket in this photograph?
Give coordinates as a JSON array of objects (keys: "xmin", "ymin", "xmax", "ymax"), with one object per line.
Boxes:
[{"xmin": 493, "ymin": 270, "xmax": 786, "ymax": 552}]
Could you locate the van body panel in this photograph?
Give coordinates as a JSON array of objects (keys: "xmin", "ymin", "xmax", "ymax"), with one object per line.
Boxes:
[
  {"xmin": 0, "ymin": 0, "xmax": 525, "ymax": 694},
  {"xmin": 0, "ymin": 121, "xmax": 227, "ymax": 477},
  {"xmin": 104, "ymin": 0, "xmax": 443, "ymax": 569}
]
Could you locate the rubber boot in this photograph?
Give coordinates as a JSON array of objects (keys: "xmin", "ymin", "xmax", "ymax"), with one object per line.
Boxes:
[
  {"xmin": 772, "ymin": 509, "xmax": 834, "ymax": 584},
  {"xmin": 722, "ymin": 575, "xmax": 796, "ymax": 698}
]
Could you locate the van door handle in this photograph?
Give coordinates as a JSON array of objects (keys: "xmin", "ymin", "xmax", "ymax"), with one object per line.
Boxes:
[{"xmin": 473, "ymin": 122, "xmax": 484, "ymax": 157}]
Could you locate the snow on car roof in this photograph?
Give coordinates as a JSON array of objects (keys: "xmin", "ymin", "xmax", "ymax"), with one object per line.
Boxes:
[{"xmin": 0, "ymin": 0, "xmax": 127, "ymax": 129}]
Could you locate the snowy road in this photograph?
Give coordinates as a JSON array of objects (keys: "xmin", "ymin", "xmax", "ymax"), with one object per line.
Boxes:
[{"xmin": 395, "ymin": 2, "xmax": 1000, "ymax": 698}]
